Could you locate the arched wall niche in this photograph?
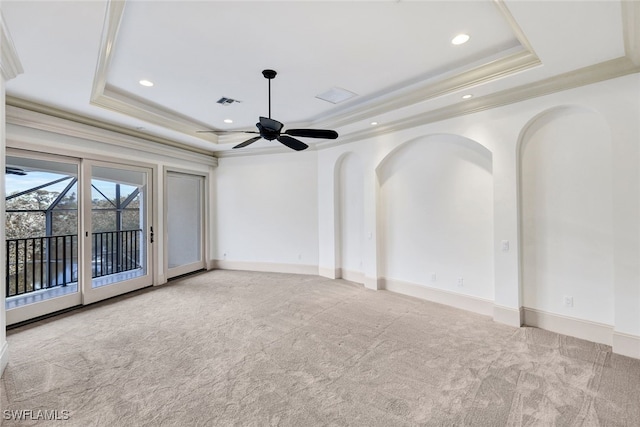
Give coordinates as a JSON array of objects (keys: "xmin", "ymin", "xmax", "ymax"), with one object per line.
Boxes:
[
  {"xmin": 518, "ymin": 105, "xmax": 614, "ymax": 326},
  {"xmin": 334, "ymin": 152, "xmax": 365, "ymax": 282},
  {"xmin": 375, "ymin": 133, "xmax": 495, "ymax": 300}
]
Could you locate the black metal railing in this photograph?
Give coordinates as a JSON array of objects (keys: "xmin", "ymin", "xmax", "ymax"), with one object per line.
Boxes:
[
  {"xmin": 91, "ymin": 230, "xmax": 141, "ymax": 279},
  {"xmin": 5, "ymin": 229, "xmax": 142, "ymax": 298}
]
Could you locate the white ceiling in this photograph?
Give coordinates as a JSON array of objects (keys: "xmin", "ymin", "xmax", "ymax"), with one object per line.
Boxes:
[{"xmin": 2, "ymin": 1, "xmax": 638, "ymax": 156}]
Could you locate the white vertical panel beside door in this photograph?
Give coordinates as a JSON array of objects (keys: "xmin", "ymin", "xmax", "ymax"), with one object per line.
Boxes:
[{"xmin": 166, "ymin": 171, "xmax": 205, "ymax": 278}]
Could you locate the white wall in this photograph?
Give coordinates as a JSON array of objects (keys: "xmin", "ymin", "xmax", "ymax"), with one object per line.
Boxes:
[
  {"xmin": 520, "ymin": 106, "xmax": 614, "ymax": 325},
  {"xmin": 336, "ymin": 152, "xmax": 364, "ymax": 282},
  {"xmin": 377, "ymin": 134, "xmax": 495, "ymax": 301},
  {"xmin": 214, "ymin": 150, "xmax": 319, "ymax": 274},
  {"xmin": 311, "ymin": 73, "xmax": 639, "ymax": 356}
]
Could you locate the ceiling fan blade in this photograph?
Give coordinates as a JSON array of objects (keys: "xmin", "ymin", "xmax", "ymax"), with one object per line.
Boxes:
[
  {"xmin": 259, "ymin": 116, "xmax": 283, "ymax": 132},
  {"xmin": 277, "ymin": 135, "xmax": 309, "ymax": 151},
  {"xmin": 284, "ymin": 129, "xmax": 339, "ymax": 139},
  {"xmin": 233, "ymin": 136, "xmax": 262, "ymax": 149}
]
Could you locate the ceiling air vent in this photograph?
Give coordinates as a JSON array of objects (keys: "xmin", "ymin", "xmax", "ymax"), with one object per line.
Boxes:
[
  {"xmin": 216, "ymin": 97, "xmax": 241, "ymax": 106},
  {"xmin": 315, "ymin": 87, "xmax": 357, "ymax": 104}
]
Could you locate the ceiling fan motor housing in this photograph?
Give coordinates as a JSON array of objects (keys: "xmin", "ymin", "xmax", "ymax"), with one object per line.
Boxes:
[{"xmin": 257, "ymin": 118, "xmax": 283, "ymax": 140}]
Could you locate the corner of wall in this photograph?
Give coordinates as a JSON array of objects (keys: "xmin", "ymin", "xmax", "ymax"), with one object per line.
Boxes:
[
  {"xmin": 613, "ymin": 331, "xmax": 640, "ymax": 359},
  {"xmin": 493, "ymin": 305, "xmax": 524, "ymax": 327},
  {"xmin": 363, "ymin": 276, "xmax": 382, "ymax": 290},
  {"xmin": 319, "ymin": 267, "xmax": 339, "ymax": 279}
]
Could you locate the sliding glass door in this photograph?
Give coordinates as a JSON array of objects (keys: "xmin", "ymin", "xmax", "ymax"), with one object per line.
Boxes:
[
  {"xmin": 4, "ymin": 154, "xmax": 155, "ymax": 324},
  {"xmin": 82, "ymin": 161, "xmax": 153, "ymax": 304},
  {"xmin": 5, "ymin": 152, "xmax": 82, "ymax": 325}
]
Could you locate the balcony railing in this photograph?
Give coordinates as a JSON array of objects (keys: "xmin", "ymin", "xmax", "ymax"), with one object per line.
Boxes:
[{"xmin": 6, "ymin": 229, "xmax": 142, "ymax": 298}]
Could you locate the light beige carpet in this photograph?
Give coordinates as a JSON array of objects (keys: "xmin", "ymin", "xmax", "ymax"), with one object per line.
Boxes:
[{"xmin": 1, "ymin": 270, "xmax": 639, "ymax": 426}]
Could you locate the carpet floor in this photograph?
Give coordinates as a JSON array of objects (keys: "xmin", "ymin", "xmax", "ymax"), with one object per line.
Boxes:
[{"xmin": 1, "ymin": 270, "xmax": 639, "ymax": 426}]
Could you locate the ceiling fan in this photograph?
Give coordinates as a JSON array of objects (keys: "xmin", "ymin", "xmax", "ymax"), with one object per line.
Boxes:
[{"xmin": 198, "ymin": 69, "xmax": 338, "ymax": 151}]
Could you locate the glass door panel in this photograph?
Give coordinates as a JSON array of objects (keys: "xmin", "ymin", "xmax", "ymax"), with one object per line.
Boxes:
[
  {"xmin": 5, "ymin": 152, "xmax": 82, "ymax": 325},
  {"xmin": 83, "ymin": 162, "xmax": 152, "ymax": 304},
  {"xmin": 166, "ymin": 172, "xmax": 205, "ymax": 278}
]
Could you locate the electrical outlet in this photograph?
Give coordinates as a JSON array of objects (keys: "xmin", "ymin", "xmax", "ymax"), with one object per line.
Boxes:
[
  {"xmin": 457, "ymin": 277, "xmax": 464, "ymax": 287},
  {"xmin": 430, "ymin": 273, "xmax": 437, "ymax": 282},
  {"xmin": 563, "ymin": 296, "xmax": 573, "ymax": 308}
]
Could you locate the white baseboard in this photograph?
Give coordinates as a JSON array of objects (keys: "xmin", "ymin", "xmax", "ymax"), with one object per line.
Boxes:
[
  {"xmin": 213, "ymin": 259, "xmax": 318, "ymax": 276},
  {"xmin": 341, "ymin": 269, "xmax": 365, "ymax": 285},
  {"xmin": 493, "ymin": 305, "xmax": 524, "ymax": 327},
  {"xmin": 364, "ymin": 276, "xmax": 383, "ymax": 290},
  {"xmin": 318, "ymin": 267, "xmax": 339, "ymax": 279},
  {"xmin": 1, "ymin": 340, "xmax": 8, "ymax": 377},
  {"xmin": 382, "ymin": 278, "xmax": 494, "ymax": 317},
  {"xmin": 612, "ymin": 331, "xmax": 640, "ymax": 359},
  {"xmin": 523, "ymin": 307, "xmax": 614, "ymax": 346}
]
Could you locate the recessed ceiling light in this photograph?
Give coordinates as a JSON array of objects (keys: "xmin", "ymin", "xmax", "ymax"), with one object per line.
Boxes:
[
  {"xmin": 223, "ymin": 119, "xmax": 233, "ymax": 124},
  {"xmin": 451, "ymin": 34, "xmax": 470, "ymax": 45},
  {"xmin": 462, "ymin": 94, "xmax": 473, "ymax": 99},
  {"xmin": 370, "ymin": 121, "xmax": 378, "ymax": 126},
  {"xmin": 139, "ymin": 79, "xmax": 154, "ymax": 87}
]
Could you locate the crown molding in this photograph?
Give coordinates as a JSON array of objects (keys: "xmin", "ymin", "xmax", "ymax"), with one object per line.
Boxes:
[
  {"xmin": 0, "ymin": 11, "xmax": 23, "ymax": 81},
  {"xmin": 220, "ymin": 54, "xmax": 639, "ymax": 157},
  {"xmin": 312, "ymin": 49, "xmax": 540, "ymax": 132},
  {"xmin": 90, "ymin": 0, "xmax": 539, "ymax": 148},
  {"xmin": 90, "ymin": 0, "xmax": 218, "ymax": 144},
  {"xmin": 11, "ymin": 0, "xmax": 636, "ymax": 161},
  {"xmin": 5, "ymin": 99, "xmax": 217, "ymax": 166},
  {"xmin": 90, "ymin": 0, "xmax": 125, "ymax": 102},
  {"xmin": 321, "ymin": 56, "xmax": 640, "ymax": 148},
  {"xmin": 308, "ymin": 0, "xmax": 539, "ymax": 130},
  {"xmin": 214, "ymin": 141, "xmax": 320, "ymax": 158}
]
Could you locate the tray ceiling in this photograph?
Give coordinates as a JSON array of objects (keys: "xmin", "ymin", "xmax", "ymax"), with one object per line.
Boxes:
[{"xmin": 2, "ymin": 1, "xmax": 638, "ymax": 156}]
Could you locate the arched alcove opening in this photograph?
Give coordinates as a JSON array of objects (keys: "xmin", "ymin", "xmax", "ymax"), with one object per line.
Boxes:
[
  {"xmin": 334, "ymin": 152, "xmax": 365, "ymax": 282},
  {"xmin": 376, "ymin": 134, "xmax": 494, "ymax": 300},
  {"xmin": 519, "ymin": 106, "xmax": 614, "ymax": 326}
]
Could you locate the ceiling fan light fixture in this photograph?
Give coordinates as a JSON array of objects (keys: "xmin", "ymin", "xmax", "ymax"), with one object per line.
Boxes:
[
  {"xmin": 316, "ymin": 87, "xmax": 358, "ymax": 104},
  {"xmin": 451, "ymin": 34, "xmax": 470, "ymax": 45}
]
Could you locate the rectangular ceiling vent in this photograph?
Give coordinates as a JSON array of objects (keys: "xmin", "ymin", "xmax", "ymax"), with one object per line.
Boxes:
[
  {"xmin": 216, "ymin": 97, "xmax": 241, "ymax": 106},
  {"xmin": 315, "ymin": 87, "xmax": 358, "ymax": 104}
]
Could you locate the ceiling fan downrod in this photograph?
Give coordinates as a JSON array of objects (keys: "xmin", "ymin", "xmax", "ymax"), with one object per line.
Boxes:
[{"xmin": 262, "ymin": 69, "xmax": 277, "ymax": 119}]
